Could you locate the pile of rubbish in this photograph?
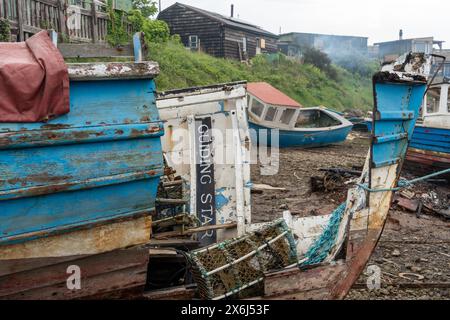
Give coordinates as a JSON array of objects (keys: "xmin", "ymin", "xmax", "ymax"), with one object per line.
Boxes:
[
  {"xmin": 393, "ymin": 184, "xmax": 450, "ymax": 220},
  {"xmin": 310, "ymin": 167, "xmax": 449, "ymax": 220}
]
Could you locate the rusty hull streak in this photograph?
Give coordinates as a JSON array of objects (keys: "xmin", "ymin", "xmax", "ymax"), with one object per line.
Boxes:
[
  {"xmin": 0, "ymin": 124, "xmax": 163, "ymax": 148},
  {"xmin": 330, "ymin": 228, "xmax": 383, "ymax": 299},
  {"xmin": 1, "ymin": 169, "xmax": 162, "ymax": 201}
]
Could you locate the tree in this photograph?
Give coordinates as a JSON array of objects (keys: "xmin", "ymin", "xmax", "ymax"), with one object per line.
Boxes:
[
  {"xmin": 132, "ymin": 0, "xmax": 158, "ymax": 18},
  {"xmin": 302, "ymin": 46, "xmax": 337, "ymax": 80}
]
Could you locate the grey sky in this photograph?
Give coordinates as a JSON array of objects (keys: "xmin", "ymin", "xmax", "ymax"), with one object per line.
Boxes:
[{"xmin": 159, "ymin": 0, "xmax": 448, "ymax": 48}]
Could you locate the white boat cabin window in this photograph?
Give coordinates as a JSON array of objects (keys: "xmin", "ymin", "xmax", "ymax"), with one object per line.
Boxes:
[
  {"xmin": 295, "ymin": 110, "xmax": 341, "ymax": 128},
  {"xmin": 426, "ymin": 87, "xmax": 440, "ymax": 114},
  {"xmin": 250, "ymin": 98, "xmax": 265, "ymax": 117},
  {"xmin": 265, "ymin": 106, "xmax": 278, "ymax": 121},
  {"xmin": 279, "ymin": 108, "xmax": 296, "ymax": 125}
]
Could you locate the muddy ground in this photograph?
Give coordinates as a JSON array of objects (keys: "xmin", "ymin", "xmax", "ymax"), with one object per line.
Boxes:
[{"xmin": 251, "ymin": 132, "xmax": 450, "ymax": 300}]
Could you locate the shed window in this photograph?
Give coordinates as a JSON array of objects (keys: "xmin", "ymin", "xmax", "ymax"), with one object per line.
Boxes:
[
  {"xmin": 279, "ymin": 108, "xmax": 296, "ymax": 125},
  {"xmin": 260, "ymin": 38, "xmax": 266, "ymax": 49},
  {"xmin": 426, "ymin": 88, "xmax": 440, "ymax": 114},
  {"xmin": 264, "ymin": 106, "xmax": 277, "ymax": 122},
  {"xmin": 189, "ymin": 35, "xmax": 199, "ymax": 49},
  {"xmin": 251, "ymin": 99, "xmax": 265, "ymax": 117}
]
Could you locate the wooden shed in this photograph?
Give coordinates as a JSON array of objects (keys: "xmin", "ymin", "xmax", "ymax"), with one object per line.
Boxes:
[{"xmin": 158, "ymin": 2, "xmax": 278, "ymax": 61}]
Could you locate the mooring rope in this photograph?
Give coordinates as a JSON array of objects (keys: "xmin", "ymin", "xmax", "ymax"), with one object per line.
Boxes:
[
  {"xmin": 299, "ymin": 202, "xmax": 347, "ymax": 267},
  {"xmin": 357, "ymin": 168, "xmax": 450, "ymax": 193}
]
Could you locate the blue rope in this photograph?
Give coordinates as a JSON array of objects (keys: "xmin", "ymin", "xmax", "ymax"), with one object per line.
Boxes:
[
  {"xmin": 300, "ymin": 202, "xmax": 347, "ymax": 267},
  {"xmin": 357, "ymin": 168, "xmax": 450, "ymax": 193}
]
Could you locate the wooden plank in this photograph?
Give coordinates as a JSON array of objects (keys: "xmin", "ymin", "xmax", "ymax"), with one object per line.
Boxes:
[
  {"xmin": 58, "ymin": 43, "xmax": 132, "ymax": 59},
  {"xmin": 67, "ymin": 61, "xmax": 159, "ymax": 80},
  {"xmin": 90, "ymin": 1, "xmax": 97, "ymax": 43},
  {"xmin": 0, "ymin": 252, "xmax": 149, "ymax": 299},
  {"xmin": 264, "ymin": 263, "xmax": 346, "ymax": 298},
  {"xmin": 153, "ymin": 222, "xmax": 237, "ymax": 239},
  {"xmin": 15, "ymin": 0, "xmax": 24, "ymax": 40},
  {"xmin": 143, "ymin": 286, "xmax": 197, "ymax": 300},
  {"xmin": 0, "ymin": 215, "xmax": 152, "ymax": 260},
  {"xmin": 0, "ymin": 245, "xmax": 148, "ymax": 297}
]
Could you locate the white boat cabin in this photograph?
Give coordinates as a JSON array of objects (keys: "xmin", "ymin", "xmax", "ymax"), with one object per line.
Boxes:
[
  {"xmin": 246, "ymin": 82, "xmax": 350, "ymax": 131},
  {"xmin": 422, "ymin": 82, "xmax": 450, "ymax": 129}
]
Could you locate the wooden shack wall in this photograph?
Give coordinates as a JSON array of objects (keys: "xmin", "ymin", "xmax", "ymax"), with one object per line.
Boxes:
[
  {"xmin": 158, "ymin": 5, "xmax": 224, "ymax": 58},
  {"xmin": 223, "ymin": 26, "xmax": 278, "ymax": 60}
]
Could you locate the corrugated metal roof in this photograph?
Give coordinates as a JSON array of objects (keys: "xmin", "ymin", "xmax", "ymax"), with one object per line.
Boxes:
[
  {"xmin": 172, "ymin": 2, "xmax": 277, "ymax": 38},
  {"xmin": 247, "ymin": 82, "xmax": 302, "ymax": 108}
]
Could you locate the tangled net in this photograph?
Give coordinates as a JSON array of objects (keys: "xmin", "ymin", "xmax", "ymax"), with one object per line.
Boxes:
[{"xmin": 186, "ymin": 219, "xmax": 297, "ymax": 300}]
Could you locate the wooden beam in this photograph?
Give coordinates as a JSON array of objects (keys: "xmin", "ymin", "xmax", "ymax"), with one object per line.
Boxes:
[
  {"xmin": 90, "ymin": 0, "xmax": 97, "ymax": 43},
  {"xmin": 58, "ymin": 0, "xmax": 66, "ymax": 37},
  {"xmin": 15, "ymin": 0, "xmax": 24, "ymax": 41},
  {"xmin": 153, "ymin": 222, "xmax": 237, "ymax": 239}
]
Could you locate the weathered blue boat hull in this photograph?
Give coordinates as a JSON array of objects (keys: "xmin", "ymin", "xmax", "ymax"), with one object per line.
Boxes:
[
  {"xmin": 371, "ymin": 81, "xmax": 426, "ymax": 168},
  {"xmin": 0, "ymin": 76, "xmax": 164, "ymax": 246},
  {"xmin": 410, "ymin": 125, "xmax": 450, "ymax": 154},
  {"xmin": 249, "ymin": 122, "xmax": 353, "ymax": 148}
]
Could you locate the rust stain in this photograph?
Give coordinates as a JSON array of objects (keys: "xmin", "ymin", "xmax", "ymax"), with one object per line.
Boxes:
[{"xmin": 40, "ymin": 124, "xmax": 71, "ymax": 130}]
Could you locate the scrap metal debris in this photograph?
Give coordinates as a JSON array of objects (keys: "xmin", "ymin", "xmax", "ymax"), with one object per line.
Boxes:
[{"xmin": 393, "ymin": 183, "xmax": 450, "ymax": 219}]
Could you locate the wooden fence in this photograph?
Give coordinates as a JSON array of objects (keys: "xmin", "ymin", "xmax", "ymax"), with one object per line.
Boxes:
[{"xmin": 0, "ymin": 0, "xmax": 128, "ymax": 42}]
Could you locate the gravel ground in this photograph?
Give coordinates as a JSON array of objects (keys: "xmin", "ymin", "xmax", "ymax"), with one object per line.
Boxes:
[{"xmin": 250, "ymin": 132, "xmax": 450, "ymax": 300}]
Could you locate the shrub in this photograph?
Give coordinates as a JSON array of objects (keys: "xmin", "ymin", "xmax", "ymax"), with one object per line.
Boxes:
[
  {"xmin": 0, "ymin": 18, "xmax": 11, "ymax": 42},
  {"xmin": 302, "ymin": 46, "xmax": 337, "ymax": 80}
]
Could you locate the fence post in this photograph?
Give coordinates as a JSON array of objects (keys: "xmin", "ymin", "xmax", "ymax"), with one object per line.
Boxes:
[
  {"xmin": 90, "ymin": 0, "xmax": 98, "ymax": 43},
  {"xmin": 58, "ymin": 0, "xmax": 67, "ymax": 41},
  {"xmin": 15, "ymin": 0, "xmax": 24, "ymax": 41}
]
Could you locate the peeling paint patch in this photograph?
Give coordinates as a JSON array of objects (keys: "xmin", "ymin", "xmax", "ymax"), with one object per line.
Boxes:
[{"xmin": 215, "ymin": 191, "xmax": 230, "ymax": 210}]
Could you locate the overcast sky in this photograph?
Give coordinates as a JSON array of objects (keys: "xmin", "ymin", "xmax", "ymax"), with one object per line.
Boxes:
[{"xmin": 159, "ymin": 0, "xmax": 448, "ymax": 48}]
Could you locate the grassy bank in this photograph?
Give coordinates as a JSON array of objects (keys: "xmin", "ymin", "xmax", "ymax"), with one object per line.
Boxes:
[{"xmin": 149, "ymin": 40, "xmax": 374, "ymax": 111}]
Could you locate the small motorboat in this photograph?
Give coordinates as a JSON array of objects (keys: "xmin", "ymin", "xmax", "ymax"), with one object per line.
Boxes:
[{"xmin": 246, "ymin": 82, "xmax": 353, "ymax": 148}]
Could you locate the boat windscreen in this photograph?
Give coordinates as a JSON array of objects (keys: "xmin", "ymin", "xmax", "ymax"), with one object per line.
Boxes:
[
  {"xmin": 426, "ymin": 87, "xmax": 440, "ymax": 114},
  {"xmin": 265, "ymin": 106, "xmax": 278, "ymax": 121},
  {"xmin": 251, "ymin": 99, "xmax": 265, "ymax": 117},
  {"xmin": 295, "ymin": 110, "xmax": 341, "ymax": 128},
  {"xmin": 279, "ymin": 108, "xmax": 296, "ymax": 125}
]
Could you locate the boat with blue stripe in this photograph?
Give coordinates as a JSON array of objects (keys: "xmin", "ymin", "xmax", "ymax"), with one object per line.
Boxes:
[{"xmin": 246, "ymin": 82, "xmax": 353, "ymax": 148}]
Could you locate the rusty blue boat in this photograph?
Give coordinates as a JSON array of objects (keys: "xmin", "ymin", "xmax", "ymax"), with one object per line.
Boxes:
[{"xmin": 0, "ymin": 60, "xmax": 164, "ymax": 299}]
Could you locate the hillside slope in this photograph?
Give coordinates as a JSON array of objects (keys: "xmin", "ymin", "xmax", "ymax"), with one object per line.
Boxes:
[{"xmin": 150, "ymin": 41, "xmax": 374, "ymax": 111}]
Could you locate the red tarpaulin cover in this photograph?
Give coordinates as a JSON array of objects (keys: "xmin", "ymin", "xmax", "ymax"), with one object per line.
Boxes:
[{"xmin": 0, "ymin": 31, "xmax": 69, "ymax": 122}]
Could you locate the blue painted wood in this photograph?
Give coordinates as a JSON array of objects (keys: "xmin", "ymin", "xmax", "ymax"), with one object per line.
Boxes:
[
  {"xmin": 410, "ymin": 125, "xmax": 450, "ymax": 154},
  {"xmin": 0, "ymin": 76, "xmax": 164, "ymax": 245},
  {"xmin": 371, "ymin": 82, "xmax": 427, "ymax": 169},
  {"xmin": 249, "ymin": 123, "xmax": 352, "ymax": 148}
]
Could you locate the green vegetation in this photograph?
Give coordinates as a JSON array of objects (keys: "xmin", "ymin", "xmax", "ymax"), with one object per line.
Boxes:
[
  {"xmin": 107, "ymin": 0, "xmax": 170, "ymax": 46},
  {"xmin": 150, "ymin": 40, "xmax": 374, "ymax": 111},
  {"xmin": 0, "ymin": 18, "xmax": 11, "ymax": 42}
]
